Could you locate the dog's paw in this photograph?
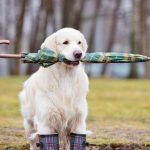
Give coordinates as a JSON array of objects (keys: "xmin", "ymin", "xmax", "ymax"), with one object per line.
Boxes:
[
  {"xmin": 29, "ymin": 132, "xmax": 38, "ymax": 141},
  {"xmin": 85, "ymin": 130, "xmax": 92, "ymax": 136}
]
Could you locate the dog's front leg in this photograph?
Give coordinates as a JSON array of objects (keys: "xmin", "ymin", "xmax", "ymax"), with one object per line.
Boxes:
[
  {"xmin": 70, "ymin": 99, "xmax": 91, "ymax": 150},
  {"xmin": 34, "ymin": 93, "xmax": 59, "ymax": 150},
  {"xmin": 23, "ymin": 119, "xmax": 39, "ymax": 150},
  {"xmin": 32, "ymin": 119, "xmax": 59, "ymax": 150},
  {"xmin": 70, "ymin": 120, "xmax": 88, "ymax": 150},
  {"xmin": 36, "ymin": 121, "xmax": 51, "ymax": 135}
]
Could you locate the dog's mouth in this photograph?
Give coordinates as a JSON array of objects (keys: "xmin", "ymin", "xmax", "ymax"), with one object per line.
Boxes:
[{"xmin": 64, "ymin": 60, "xmax": 80, "ymax": 66}]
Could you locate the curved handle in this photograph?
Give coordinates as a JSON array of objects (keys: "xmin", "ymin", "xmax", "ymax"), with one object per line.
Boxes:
[{"xmin": 0, "ymin": 40, "xmax": 10, "ymax": 45}]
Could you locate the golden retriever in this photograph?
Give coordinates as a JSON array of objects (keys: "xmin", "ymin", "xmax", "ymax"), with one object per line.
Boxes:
[{"xmin": 19, "ymin": 28, "xmax": 90, "ymax": 149}]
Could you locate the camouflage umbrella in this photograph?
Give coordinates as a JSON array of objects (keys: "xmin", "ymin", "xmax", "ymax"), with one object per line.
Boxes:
[
  {"xmin": 0, "ymin": 47, "xmax": 150, "ymax": 67},
  {"xmin": 22, "ymin": 48, "xmax": 150, "ymax": 67}
]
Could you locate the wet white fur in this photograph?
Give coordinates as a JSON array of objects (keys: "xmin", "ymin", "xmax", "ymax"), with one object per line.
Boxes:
[{"xmin": 19, "ymin": 28, "xmax": 90, "ymax": 150}]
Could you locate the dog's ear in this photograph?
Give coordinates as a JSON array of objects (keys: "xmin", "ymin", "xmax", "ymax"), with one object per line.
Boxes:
[
  {"xmin": 81, "ymin": 34, "xmax": 88, "ymax": 52},
  {"xmin": 41, "ymin": 33, "xmax": 57, "ymax": 53}
]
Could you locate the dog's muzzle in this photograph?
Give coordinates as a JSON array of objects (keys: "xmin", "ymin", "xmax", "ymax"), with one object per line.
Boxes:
[
  {"xmin": 73, "ymin": 50, "xmax": 82, "ymax": 59},
  {"xmin": 64, "ymin": 50, "xmax": 83, "ymax": 66}
]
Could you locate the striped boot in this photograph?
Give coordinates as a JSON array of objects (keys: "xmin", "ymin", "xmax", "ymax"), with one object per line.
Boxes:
[
  {"xmin": 70, "ymin": 133, "xmax": 87, "ymax": 150},
  {"xmin": 37, "ymin": 134, "xmax": 59, "ymax": 150}
]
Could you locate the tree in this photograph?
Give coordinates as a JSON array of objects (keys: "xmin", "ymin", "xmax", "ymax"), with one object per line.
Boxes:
[
  {"xmin": 61, "ymin": 0, "xmax": 85, "ymax": 30},
  {"xmin": 139, "ymin": 0, "xmax": 149, "ymax": 77},
  {"xmin": 13, "ymin": 0, "xmax": 29, "ymax": 75},
  {"xmin": 26, "ymin": 0, "xmax": 54, "ymax": 74},
  {"xmin": 87, "ymin": 0, "xmax": 102, "ymax": 76},
  {"xmin": 101, "ymin": 0, "xmax": 122, "ymax": 76},
  {"xmin": 88, "ymin": 0, "xmax": 102, "ymax": 52},
  {"xmin": 128, "ymin": 0, "xmax": 140, "ymax": 78}
]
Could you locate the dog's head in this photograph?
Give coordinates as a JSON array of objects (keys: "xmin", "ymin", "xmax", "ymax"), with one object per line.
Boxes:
[{"xmin": 41, "ymin": 28, "xmax": 88, "ymax": 67}]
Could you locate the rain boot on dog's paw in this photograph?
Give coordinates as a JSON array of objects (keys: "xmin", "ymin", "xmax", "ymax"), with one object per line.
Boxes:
[
  {"xmin": 70, "ymin": 133, "xmax": 87, "ymax": 150},
  {"xmin": 37, "ymin": 134, "xmax": 59, "ymax": 150}
]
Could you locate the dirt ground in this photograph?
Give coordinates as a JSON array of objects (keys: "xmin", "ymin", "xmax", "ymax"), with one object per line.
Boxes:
[
  {"xmin": 5, "ymin": 144, "xmax": 150, "ymax": 150},
  {"xmin": 0, "ymin": 127, "xmax": 150, "ymax": 150},
  {"xmin": 87, "ymin": 144, "xmax": 150, "ymax": 150}
]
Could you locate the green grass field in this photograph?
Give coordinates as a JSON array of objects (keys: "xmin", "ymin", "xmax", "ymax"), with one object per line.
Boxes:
[{"xmin": 0, "ymin": 77, "xmax": 150, "ymax": 149}]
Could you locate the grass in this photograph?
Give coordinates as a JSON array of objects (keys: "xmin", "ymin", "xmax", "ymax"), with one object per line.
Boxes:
[
  {"xmin": 87, "ymin": 79, "xmax": 150, "ymax": 146},
  {"xmin": 0, "ymin": 77, "xmax": 150, "ymax": 149}
]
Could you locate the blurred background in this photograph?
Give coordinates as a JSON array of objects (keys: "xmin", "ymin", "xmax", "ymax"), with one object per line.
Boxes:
[
  {"xmin": 0, "ymin": 0, "xmax": 150, "ymax": 78},
  {"xmin": 1, "ymin": 1, "xmax": 150, "ymax": 148}
]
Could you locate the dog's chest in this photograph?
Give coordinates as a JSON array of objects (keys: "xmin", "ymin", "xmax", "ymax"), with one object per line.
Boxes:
[{"xmin": 58, "ymin": 75, "xmax": 77, "ymax": 102}]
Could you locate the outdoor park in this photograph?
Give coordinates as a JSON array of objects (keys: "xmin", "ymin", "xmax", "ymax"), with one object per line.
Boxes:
[{"xmin": 0, "ymin": 0, "xmax": 150, "ymax": 150}]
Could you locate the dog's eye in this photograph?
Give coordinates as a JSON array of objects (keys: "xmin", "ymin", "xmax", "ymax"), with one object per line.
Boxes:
[
  {"xmin": 63, "ymin": 41, "xmax": 69, "ymax": 45},
  {"xmin": 78, "ymin": 41, "xmax": 81, "ymax": 44}
]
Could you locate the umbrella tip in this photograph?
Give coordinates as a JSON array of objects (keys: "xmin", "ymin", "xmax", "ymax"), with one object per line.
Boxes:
[{"xmin": 0, "ymin": 40, "xmax": 10, "ymax": 45}]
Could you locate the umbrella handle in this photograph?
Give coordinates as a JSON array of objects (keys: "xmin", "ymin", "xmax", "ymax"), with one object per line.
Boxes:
[{"xmin": 0, "ymin": 40, "xmax": 10, "ymax": 45}]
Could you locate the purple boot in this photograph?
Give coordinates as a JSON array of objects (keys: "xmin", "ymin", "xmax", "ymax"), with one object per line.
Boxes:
[
  {"xmin": 37, "ymin": 134, "xmax": 59, "ymax": 150},
  {"xmin": 70, "ymin": 133, "xmax": 87, "ymax": 150}
]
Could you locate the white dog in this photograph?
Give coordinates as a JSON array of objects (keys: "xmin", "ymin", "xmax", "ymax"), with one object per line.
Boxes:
[{"xmin": 19, "ymin": 28, "xmax": 90, "ymax": 149}]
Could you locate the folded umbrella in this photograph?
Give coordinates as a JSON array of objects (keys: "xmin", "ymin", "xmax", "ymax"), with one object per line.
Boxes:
[
  {"xmin": 0, "ymin": 47, "xmax": 150, "ymax": 67},
  {"xmin": 22, "ymin": 48, "xmax": 150, "ymax": 67}
]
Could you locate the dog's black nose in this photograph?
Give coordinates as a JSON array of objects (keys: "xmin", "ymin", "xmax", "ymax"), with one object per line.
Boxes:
[{"xmin": 73, "ymin": 51, "xmax": 82, "ymax": 59}]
